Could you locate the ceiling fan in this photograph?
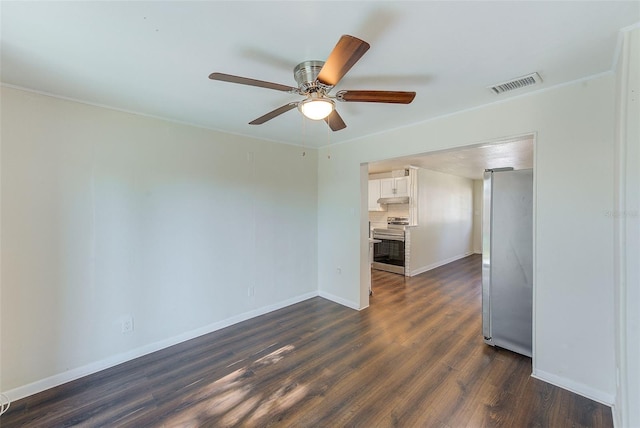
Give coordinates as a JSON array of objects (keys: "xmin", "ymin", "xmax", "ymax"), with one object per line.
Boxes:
[{"xmin": 208, "ymin": 34, "xmax": 416, "ymax": 131}]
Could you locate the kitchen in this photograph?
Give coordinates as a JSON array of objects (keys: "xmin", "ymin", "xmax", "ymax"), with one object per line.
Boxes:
[
  {"xmin": 367, "ymin": 137, "xmax": 533, "ymax": 279},
  {"xmin": 368, "ymin": 165, "xmax": 479, "ymax": 278}
]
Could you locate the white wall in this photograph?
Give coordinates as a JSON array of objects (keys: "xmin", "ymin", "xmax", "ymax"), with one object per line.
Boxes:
[
  {"xmin": 317, "ymin": 74, "xmax": 617, "ymax": 404},
  {"xmin": 0, "ymin": 87, "xmax": 318, "ymax": 399},
  {"xmin": 406, "ymin": 168, "xmax": 474, "ymax": 276}
]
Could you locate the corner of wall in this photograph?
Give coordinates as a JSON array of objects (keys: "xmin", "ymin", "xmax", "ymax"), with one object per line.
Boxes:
[{"xmin": 613, "ymin": 25, "xmax": 640, "ymax": 428}]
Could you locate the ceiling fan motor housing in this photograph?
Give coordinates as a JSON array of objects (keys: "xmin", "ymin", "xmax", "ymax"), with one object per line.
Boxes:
[{"xmin": 294, "ymin": 60, "xmax": 332, "ymax": 94}]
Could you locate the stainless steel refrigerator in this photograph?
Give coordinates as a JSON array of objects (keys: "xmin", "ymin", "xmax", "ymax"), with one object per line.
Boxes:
[{"xmin": 482, "ymin": 168, "xmax": 533, "ymax": 357}]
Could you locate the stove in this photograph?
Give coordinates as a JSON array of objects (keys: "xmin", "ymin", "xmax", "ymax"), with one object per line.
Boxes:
[{"xmin": 371, "ymin": 217, "xmax": 408, "ymax": 275}]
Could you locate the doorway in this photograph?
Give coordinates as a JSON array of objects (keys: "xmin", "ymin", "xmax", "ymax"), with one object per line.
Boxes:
[{"xmin": 363, "ymin": 134, "xmax": 535, "ymax": 301}]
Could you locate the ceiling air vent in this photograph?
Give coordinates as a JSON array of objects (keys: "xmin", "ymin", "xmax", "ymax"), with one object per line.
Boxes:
[{"xmin": 489, "ymin": 72, "xmax": 542, "ymax": 95}]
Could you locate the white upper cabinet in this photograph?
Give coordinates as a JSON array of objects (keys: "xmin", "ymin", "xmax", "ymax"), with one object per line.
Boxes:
[
  {"xmin": 368, "ymin": 179, "xmax": 386, "ymax": 211},
  {"xmin": 379, "ymin": 178, "xmax": 395, "ymax": 198},
  {"xmin": 394, "ymin": 176, "xmax": 410, "ymax": 197},
  {"xmin": 380, "ymin": 176, "xmax": 410, "ymax": 198}
]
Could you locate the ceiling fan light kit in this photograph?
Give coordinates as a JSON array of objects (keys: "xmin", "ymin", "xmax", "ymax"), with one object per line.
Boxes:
[
  {"xmin": 299, "ymin": 94, "xmax": 335, "ymax": 120},
  {"xmin": 209, "ymin": 34, "xmax": 416, "ymax": 131}
]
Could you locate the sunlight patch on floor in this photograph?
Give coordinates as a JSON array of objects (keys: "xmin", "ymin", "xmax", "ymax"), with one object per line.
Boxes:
[{"xmin": 163, "ymin": 344, "xmax": 308, "ymax": 426}]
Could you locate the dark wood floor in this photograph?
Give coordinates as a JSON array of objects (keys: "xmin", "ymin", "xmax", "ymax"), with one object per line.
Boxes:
[{"xmin": 3, "ymin": 254, "xmax": 612, "ymax": 427}]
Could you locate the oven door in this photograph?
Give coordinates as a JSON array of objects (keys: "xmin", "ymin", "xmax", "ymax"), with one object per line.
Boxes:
[{"xmin": 372, "ymin": 236, "xmax": 405, "ymax": 274}]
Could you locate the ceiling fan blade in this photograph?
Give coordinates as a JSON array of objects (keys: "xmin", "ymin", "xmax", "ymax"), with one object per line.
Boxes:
[
  {"xmin": 209, "ymin": 72, "xmax": 299, "ymax": 93},
  {"xmin": 316, "ymin": 35, "xmax": 370, "ymax": 87},
  {"xmin": 324, "ymin": 109, "xmax": 347, "ymax": 131},
  {"xmin": 336, "ymin": 90, "xmax": 416, "ymax": 104},
  {"xmin": 249, "ymin": 102, "xmax": 299, "ymax": 125}
]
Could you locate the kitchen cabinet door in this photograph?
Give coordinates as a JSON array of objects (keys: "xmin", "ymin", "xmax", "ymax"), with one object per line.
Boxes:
[
  {"xmin": 368, "ymin": 180, "xmax": 386, "ymax": 211},
  {"xmin": 379, "ymin": 178, "xmax": 396, "ymax": 198},
  {"xmin": 380, "ymin": 177, "xmax": 410, "ymax": 198},
  {"xmin": 394, "ymin": 176, "xmax": 410, "ymax": 197}
]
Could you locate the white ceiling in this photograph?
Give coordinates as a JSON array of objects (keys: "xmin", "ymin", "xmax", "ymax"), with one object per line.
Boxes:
[
  {"xmin": 1, "ymin": 2, "xmax": 638, "ymax": 149},
  {"xmin": 368, "ymin": 136, "xmax": 534, "ymax": 179}
]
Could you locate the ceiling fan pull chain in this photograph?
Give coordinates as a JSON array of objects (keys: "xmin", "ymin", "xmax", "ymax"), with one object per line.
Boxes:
[
  {"xmin": 302, "ymin": 113, "xmax": 306, "ymax": 157},
  {"xmin": 327, "ymin": 115, "xmax": 331, "ymax": 159}
]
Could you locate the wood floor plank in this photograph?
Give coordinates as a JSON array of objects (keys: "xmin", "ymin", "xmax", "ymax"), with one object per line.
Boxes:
[{"xmin": 2, "ymin": 255, "xmax": 613, "ymax": 427}]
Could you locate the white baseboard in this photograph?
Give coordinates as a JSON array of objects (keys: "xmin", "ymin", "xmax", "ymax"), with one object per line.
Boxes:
[
  {"xmin": 5, "ymin": 291, "xmax": 319, "ymax": 402},
  {"xmin": 408, "ymin": 251, "xmax": 474, "ymax": 277},
  {"xmin": 532, "ymin": 368, "xmax": 615, "ymax": 406},
  {"xmin": 318, "ymin": 290, "xmax": 361, "ymax": 311}
]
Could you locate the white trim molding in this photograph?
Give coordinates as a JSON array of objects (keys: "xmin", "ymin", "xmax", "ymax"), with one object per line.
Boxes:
[
  {"xmin": 532, "ymin": 369, "xmax": 615, "ymax": 407},
  {"xmin": 4, "ymin": 291, "xmax": 319, "ymax": 402},
  {"xmin": 408, "ymin": 252, "xmax": 474, "ymax": 277}
]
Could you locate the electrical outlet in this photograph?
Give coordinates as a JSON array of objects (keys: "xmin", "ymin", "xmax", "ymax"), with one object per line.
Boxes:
[{"xmin": 121, "ymin": 315, "xmax": 134, "ymax": 334}]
